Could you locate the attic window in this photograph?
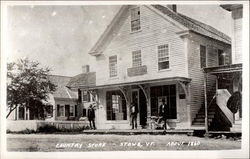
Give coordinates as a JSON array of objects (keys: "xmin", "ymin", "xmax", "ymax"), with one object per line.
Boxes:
[{"xmin": 131, "ymin": 7, "xmax": 141, "ymax": 32}]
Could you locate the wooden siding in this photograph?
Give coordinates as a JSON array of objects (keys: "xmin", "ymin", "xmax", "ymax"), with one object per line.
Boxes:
[
  {"xmin": 95, "ymin": 5, "xmax": 187, "ymax": 86},
  {"xmin": 187, "ymin": 32, "xmax": 231, "ymax": 121},
  {"xmin": 233, "ymin": 18, "xmax": 242, "ymax": 64}
]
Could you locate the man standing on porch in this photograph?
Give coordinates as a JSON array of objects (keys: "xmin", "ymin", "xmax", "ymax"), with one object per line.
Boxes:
[
  {"xmin": 159, "ymin": 99, "xmax": 168, "ymax": 130},
  {"xmin": 87, "ymin": 104, "xmax": 96, "ymax": 130},
  {"xmin": 130, "ymin": 102, "xmax": 138, "ymax": 129}
]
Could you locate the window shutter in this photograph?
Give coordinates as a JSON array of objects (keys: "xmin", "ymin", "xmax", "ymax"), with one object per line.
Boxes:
[
  {"xmin": 57, "ymin": 105, "xmax": 60, "ymax": 117},
  {"xmin": 75, "ymin": 105, "xmax": 77, "ymax": 117},
  {"xmin": 78, "ymin": 89, "xmax": 82, "ymax": 102}
]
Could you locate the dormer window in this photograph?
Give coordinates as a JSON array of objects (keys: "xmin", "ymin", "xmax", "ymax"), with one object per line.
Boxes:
[{"xmin": 131, "ymin": 7, "xmax": 141, "ymax": 32}]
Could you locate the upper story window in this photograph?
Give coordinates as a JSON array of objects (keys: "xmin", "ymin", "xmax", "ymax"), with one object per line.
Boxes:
[
  {"xmin": 131, "ymin": 7, "xmax": 141, "ymax": 32},
  {"xmin": 82, "ymin": 91, "xmax": 90, "ymax": 102},
  {"xmin": 158, "ymin": 44, "xmax": 170, "ymax": 70},
  {"xmin": 200, "ymin": 45, "xmax": 206, "ymax": 68},
  {"xmin": 109, "ymin": 55, "xmax": 118, "ymax": 77},
  {"xmin": 132, "ymin": 50, "xmax": 142, "ymax": 67},
  {"xmin": 218, "ymin": 49, "xmax": 226, "ymax": 66}
]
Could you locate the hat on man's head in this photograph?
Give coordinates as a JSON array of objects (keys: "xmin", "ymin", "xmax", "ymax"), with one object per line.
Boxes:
[{"xmin": 162, "ymin": 99, "xmax": 165, "ymax": 102}]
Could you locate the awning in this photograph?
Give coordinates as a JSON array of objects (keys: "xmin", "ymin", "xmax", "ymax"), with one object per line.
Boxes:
[
  {"xmin": 79, "ymin": 76, "xmax": 191, "ymax": 90},
  {"xmin": 203, "ymin": 63, "xmax": 242, "ymax": 75}
]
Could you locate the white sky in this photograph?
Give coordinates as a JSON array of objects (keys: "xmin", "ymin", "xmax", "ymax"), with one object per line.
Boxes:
[{"xmin": 6, "ymin": 5, "xmax": 232, "ymax": 76}]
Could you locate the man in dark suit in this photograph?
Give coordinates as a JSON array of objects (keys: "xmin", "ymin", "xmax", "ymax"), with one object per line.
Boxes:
[
  {"xmin": 87, "ymin": 104, "xmax": 96, "ymax": 129},
  {"xmin": 130, "ymin": 102, "xmax": 138, "ymax": 129},
  {"xmin": 158, "ymin": 99, "xmax": 169, "ymax": 130}
]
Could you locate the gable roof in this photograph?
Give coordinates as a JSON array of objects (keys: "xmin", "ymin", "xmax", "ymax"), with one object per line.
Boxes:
[
  {"xmin": 48, "ymin": 75, "xmax": 78, "ymax": 99},
  {"xmin": 89, "ymin": 5, "xmax": 231, "ymax": 56},
  {"xmin": 152, "ymin": 5, "xmax": 231, "ymax": 44},
  {"xmin": 66, "ymin": 72, "xmax": 96, "ymax": 89}
]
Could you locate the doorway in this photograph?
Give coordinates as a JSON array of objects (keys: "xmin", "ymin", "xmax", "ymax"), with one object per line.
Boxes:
[{"xmin": 132, "ymin": 89, "xmax": 147, "ymax": 127}]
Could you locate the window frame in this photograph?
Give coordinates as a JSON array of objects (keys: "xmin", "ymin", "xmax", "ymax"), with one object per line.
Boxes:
[
  {"xmin": 69, "ymin": 105, "xmax": 75, "ymax": 117},
  {"xmin": 132, "ymin": 50, "xmax": 142, "ymax": 67},
  {"xmin": 59, "ymin": 105, "xmax": 65, "ymax": 117},
  {"xmin": 157, "ymin": 44, "xmax": 170, "ymax": 71},
  {"xmin": 109, "ymin": 55, "xmax": 118, "ymax": 78},
  {"xmin": 218, "ymin": 49, "xmax": 226, "ymax": 66},
  {"xmin": 106, "ymin": 90, "xmax": 127, "ymax": 121},
  {"xmin": 200, "ymin": 45, "xmax": 207, "ymax": 68},
  {"xmin": 130, "ymin": 7, "xmax": 141, "ymax": 32},
  {"xmin": 82, "ymin": 90, "xmax": 91, "ymax": 102}
]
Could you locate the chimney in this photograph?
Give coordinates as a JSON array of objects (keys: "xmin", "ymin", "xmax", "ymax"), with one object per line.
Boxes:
[
  {"xmin": 166, "ymin": 5, "xmax": 177, "ymax": 12},
  {"xmin": 82, "ymin": 65, "xmax": 90, "ymax": 73}
]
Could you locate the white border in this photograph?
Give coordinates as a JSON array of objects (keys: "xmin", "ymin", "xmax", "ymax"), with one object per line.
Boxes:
[{"xmin": 1, "ymin": 1, "xmax": 249, "ymax": 159}]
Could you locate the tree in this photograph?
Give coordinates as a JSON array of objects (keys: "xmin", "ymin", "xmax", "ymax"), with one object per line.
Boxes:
[{"xmin": 7, "ymin": 58, "xmax": 56, "ymax": 119}]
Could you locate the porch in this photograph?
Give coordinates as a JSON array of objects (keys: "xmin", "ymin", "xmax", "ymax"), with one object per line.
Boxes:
[{"xmin": 78, "ymin": 76, "xmax": 193, "ymax": 130}]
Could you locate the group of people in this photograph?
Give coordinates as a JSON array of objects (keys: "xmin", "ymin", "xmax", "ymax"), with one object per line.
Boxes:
[{"xmin": 87, "ymin": 99, "xmax": 170, "ymax": 130}]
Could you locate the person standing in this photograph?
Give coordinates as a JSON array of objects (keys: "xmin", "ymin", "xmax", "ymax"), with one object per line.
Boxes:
[
  {"xmin": 87, "ymin": 104, "xmax": 96, "ymax": 129},
  {"xmin": 158, "ymin": 99, "xmax": 169, "ymax": 130},
  {"xmin": 130, "ymin": 102, "xmax": 138, "ymax": 129}
]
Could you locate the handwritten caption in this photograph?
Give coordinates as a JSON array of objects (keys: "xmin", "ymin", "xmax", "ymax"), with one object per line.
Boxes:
[{"xmin": 55, "ymin": 141, "xmax": 200, "ymax": 149}]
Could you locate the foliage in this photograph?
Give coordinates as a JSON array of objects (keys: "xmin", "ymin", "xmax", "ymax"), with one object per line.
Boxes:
[{"xmin": 7, "ymin": 58, "xmax": 56, "ymax": 118}]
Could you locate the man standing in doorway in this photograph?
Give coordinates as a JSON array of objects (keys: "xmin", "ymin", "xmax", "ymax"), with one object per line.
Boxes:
[
  {"xmin": 130, "ymin": 102, "xmax": 138, "ymax": 129},
  {"xmin": 87, "ymin": 104, "xmax": 96, "ymax": 129},
  {"xmin": 159, "ymin": 99, "xmax": 169, "ymax": 130}
]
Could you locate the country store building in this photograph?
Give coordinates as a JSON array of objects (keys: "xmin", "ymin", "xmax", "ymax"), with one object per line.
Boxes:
[
  {"xmin": 67, "ymin": 5, "xmax": 242, "ymax": 131},
  {"xmin": 7, "ymin": 5, "xmax": 242, "ymax": 132}
]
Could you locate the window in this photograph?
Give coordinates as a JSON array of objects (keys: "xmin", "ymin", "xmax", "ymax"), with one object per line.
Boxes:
[
  {"xmin": 70, "ymin": 105, "xmax": 74, "ymax": 117},
  {"xmin": 150, "ymin": 85, "xmax": 177, "ymax": 119},
  {"xmin": 218, "ymin": 49, "xmax": 226, "ymax": 65},
  {"xmin": 106, "ymin": 90, "xmax": 127, "ymax": 120},
  {"xmin": 58, "ymin": 105, "xmax": 65, "ymax": 117},
  {"xmin": 131, "ymin": 7, "xmax": 141, "ymax": 32},
  {"xmin": 82, "ymin": 91, "xmax": 90, "ymax": 102},
  {"xmin": 45, "ymin": 105, "xmax": 53, "ymax": 117},
  {"xmin": 200, "ymin": 45, "xmax": 206, "ymax": 68},
  {"xmin": 82, "ymin": 108, "xmax": 87, "ymax": 117},
  {"xmin": 158, "ymin": 44, "xmax": 170, "ymax": 70},
  {"xmin": 109, "ymin": 55, "xmax": 117, "ymax": 77},
  {"xmin": 132, "ymin": 50, "xmax": 142, "ymax": 67}
]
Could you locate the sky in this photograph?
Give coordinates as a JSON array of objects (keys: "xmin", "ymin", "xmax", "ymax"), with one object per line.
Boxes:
[{"xmin": 6, "ymin": 5, "xmax": 232, "ymax": 77}]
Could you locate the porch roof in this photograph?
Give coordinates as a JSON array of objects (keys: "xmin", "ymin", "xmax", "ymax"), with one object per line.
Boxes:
[
  {"xmin": 203, "ymin": 63, "xmax": 242, "ymax": 75},
  {"xmin": 79, "ymin": 76, "xmax": 191, "ymax": 90}
]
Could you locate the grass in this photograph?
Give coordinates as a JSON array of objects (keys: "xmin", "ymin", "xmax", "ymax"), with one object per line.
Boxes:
[{"xmin": 7, "ymin": 134, "xmax": 241, "ymax": 152}]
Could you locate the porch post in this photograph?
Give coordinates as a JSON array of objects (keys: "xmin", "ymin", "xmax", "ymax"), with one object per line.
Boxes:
[
  {"xmin": 204, "ymin": 73, "xmax": 208, "ymax": 134},
  {"xmin": 138, "ymin": 84, "xmax": 150, "ymax": 127},
  {"xmin": 177, "ymin": 81, "xmax": 191, "ymax": 128}
]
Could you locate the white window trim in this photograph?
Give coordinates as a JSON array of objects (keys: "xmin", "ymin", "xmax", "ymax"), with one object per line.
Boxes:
[
  {"xmin": 69, "ymin": 105, "xmax": 75, "ymax": 117},
  {"xmin": 157, "ymin": 43, "xmax": 171, "ymax": 71},
  {"xmin": 132, "ymin": 50, "xmax": 142, "ymax": 67},
  {"xmin": 130, "ymin": 6, "xmax": 142, "ymax": 33},
  {"xmin": 109, "ymin": 55, "xmax": 118, "ymax": 78}
]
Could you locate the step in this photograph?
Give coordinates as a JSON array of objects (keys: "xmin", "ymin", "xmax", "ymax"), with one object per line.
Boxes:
[
  {"xmin": 196, "ymin": 114, "xmax": 215, "ymax": 118},
  {"xmin": 193, "ymin": 118, "xmax": 213, "ymax": 122}
]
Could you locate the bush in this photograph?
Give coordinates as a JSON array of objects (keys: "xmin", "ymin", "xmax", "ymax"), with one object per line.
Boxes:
[{"xmin": 38, "ymin": 125, "xmax": 60, "ymax": 133}]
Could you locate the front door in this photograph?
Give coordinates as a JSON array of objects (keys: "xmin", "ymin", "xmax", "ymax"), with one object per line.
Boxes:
[{"xmin": 132, "ymin": 90, "xmax": 147, "ymax": 127}]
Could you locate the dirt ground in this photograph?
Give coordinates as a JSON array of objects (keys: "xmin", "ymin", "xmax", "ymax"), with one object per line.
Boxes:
[{"xmin": 7, "ymin": 134, "xmax": 241, "ymax": 152}]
